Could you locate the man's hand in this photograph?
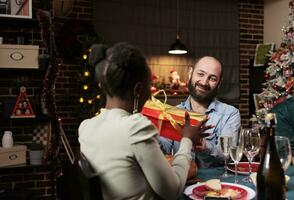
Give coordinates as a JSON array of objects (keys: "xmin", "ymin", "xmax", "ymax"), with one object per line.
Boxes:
[{"xmin": 182, "ymin": 111, "xmax": 214, "ymax": 145}]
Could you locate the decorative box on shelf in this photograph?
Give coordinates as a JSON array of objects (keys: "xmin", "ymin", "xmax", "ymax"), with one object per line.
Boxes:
[
  {"xmin": 0, "ymin": 44, "xmax": 39, "ymax": 69},
  {"xmin": 0, "ymin": 145, "xmax": 27, "ymax": 167}
]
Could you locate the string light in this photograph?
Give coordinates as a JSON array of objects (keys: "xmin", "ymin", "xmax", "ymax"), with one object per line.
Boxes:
[
  {"xmin": 79, "ymin": 47, "xmax": 104, "ymax": 118},
  {"xmin": 83, "ymin": 85, "xmax": 88, "ymax": 90},
  {"xmin": 84, "ymin": 71, "xmax": 90, "ymax": 77}
]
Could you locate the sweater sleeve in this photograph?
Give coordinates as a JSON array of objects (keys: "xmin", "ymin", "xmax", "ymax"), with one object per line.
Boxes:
[
  {"xmin": 131, "ymin": 138, "xmax": 192, "ymax": 200},
  {"xmin": 128, "ymin": 115, "xmax": 192, "ymax": 199}
]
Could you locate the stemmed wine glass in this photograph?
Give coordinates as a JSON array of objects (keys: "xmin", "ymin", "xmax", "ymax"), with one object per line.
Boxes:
[
  {"xmin": 242, "ymin": 127, "xmax": 261, "ymax": 182},
  {"xmin": 275, "ymin": 136, "xmax": 292, "ymax": 171},
  {"xmin": 229, "ymin": 129, "xmax": 244, "ymax": 183},
  {"xmin": 220, "ymin": 135, "xmax": 233, "ymax": 178}
]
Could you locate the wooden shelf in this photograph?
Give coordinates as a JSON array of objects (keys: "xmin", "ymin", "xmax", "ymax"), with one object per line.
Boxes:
[
  {"xmin": 0, "ymin": 17, "xmax": 38, "ymax": 28},
  {"xmin": 0, "ymin": 163, "xmax": 51, "ymax": 169},
  {"xmin": 155, "ymin": 95, "xmax": 188, "ymax": 106}
]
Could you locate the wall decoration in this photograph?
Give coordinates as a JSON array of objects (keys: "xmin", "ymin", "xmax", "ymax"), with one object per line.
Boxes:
[
  {"xmin": 253, "ymin": 93, "xmax": 262, "ymax": 111},
  {"xmin": 254, "ymin": 43, "xmax": 275, "ymax": 67},
  {"xmin": 32, "ymin": 122, "xmax": 51, "ymax": 162},
  {"xmin": 0, "ymin": 0, "xmax": 32, "ymax": 19},
  {"xmin": 10, "ymin": 86, "xmax": 35, "ymax": 118}
]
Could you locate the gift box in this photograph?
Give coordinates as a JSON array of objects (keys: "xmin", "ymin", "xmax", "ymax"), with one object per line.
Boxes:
[
  {"xmin": 141, "ymin": 90, "xmax": 206, "ymax": 141},
  {"xmin": 0, "ymin": 145, "xmax": 27, "ymax": 167}
]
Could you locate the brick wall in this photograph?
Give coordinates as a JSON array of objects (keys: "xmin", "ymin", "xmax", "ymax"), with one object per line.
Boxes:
[
  {"xmin": 0, "ymin": 0, "xmax": 264, "ymax": 199},
  {"xmin": 0, "ymin": 165, "xmax": 55, "ymax": 199},
  {"xmin": 238, "ymin": 0, "xmax": 264, "ymax": 127},
  {"xmin": 0, "ymin": 0, "xmax": 93, "ymax": 199}
]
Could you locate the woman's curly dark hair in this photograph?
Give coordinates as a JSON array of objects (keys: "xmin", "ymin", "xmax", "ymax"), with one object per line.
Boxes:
[{"xmin": 89, "ymin": 42, "xmax": 150, "ymax": 99}]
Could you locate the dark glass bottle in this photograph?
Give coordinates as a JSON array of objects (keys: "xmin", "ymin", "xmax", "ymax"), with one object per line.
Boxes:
[{"xmin": 256, "ymin": 113, "xmax": 286, "ymax": 200}]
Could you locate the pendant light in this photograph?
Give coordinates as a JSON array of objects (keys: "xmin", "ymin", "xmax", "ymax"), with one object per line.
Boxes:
[{"xmin": 168, "ymin": 0, "xmax": 187, "ymax": 55}]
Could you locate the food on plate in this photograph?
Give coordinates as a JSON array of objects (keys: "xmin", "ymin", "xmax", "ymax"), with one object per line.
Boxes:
[
  {"xmin": 192, "ymin": 180, "xmax": 245, "ymax": 199},
  {"xmin": 205, "ymin": 179, "xmax": 221, "ymax": 191},
  {"xmin": 205, "ymin": 188, "xmax": 239, "ymax": 198}
]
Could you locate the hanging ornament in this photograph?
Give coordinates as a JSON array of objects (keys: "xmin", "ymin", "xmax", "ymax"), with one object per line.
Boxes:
[
  {"xmin": 264, "ymin": 73, "xmax": 270, "ymax": 80},
  {"xmin": 289, "ymin": 44, "xmax": 294, "ymax": 51},
  {"xmin": 272, "ymin": 84, "xmax": 278, "ymax": 90},
  {"xmin": 277, "ymin": 67, "xmax": 282, "ymax": 73},
  {"xmin": 150, "ymin": 86, "xmax": 158, "ymax": 93},
  {"xmin": 276, "ymin": 96, "xmax": 287, "ymax": 104},
  {"xmin": 264, "ymin": 100, "xmax": 274, "ymax": 110},
  {"xmin": 284, "ymin": 67, "xmax": 293, "ymax": 77}
]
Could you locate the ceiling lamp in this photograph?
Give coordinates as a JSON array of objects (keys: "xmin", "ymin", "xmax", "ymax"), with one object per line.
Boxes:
[{"xmin": 168, "ymin": 0, "xmax": 187, "ymax": 55}]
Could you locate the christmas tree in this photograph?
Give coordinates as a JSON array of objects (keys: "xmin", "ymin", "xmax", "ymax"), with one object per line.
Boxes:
[
  {"xmin": 252, "ymin": 0, "xmax": 294, "ymax": 124},
  {"xmin": 78, "ymin": 48, "xmax": 105, "ymax": 118}
]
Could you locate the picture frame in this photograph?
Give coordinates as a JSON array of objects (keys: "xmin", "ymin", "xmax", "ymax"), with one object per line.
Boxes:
[
  {"xmin": 0, "ymin": 0, "xmax": 32, "ymax": 19},
  {"xmin": 253, "ymin": 43, "xmax": 275, "ymax": 67},
  {"xmin": 253, "ymin": 93, "xmax": 262, "ymax": 110}
]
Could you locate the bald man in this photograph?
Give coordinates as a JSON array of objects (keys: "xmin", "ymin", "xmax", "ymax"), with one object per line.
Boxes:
[{"xmin": 159, "ymin": 56, "xmax": 241, "ymax": 168}]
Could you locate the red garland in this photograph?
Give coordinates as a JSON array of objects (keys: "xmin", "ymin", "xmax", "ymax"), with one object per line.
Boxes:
[{"xmin": 37, "ymin": 9, "xmax": 63, "ymax": 174}]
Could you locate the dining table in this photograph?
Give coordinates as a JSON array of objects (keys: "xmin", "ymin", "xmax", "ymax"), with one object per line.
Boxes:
[{"xmin": 180, "ymin": 165, "xmax": 294, "ymax": 200}]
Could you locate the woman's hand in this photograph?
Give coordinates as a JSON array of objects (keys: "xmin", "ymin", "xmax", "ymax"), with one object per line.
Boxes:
[
  {"xmin": 182, "ymin": 111, "xmax": 213, "ymax": 145},
  {"xmin": 194, "ymin": 138, "xmax": 207, "ymax": 151}
]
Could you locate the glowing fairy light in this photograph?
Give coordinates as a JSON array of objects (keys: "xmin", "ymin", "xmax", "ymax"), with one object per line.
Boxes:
[{"xmin": 84, "ymin": 71, "xmax": 90, "ymax": 77}]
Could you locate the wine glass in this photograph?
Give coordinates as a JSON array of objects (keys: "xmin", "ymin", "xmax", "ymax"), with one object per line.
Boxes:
[
  {"xmin": 275, "ymin": 136, "xmax": 292, "ymax": 171},
  {"xmin": 219, "ymin": 135, "xmax": 233, "ymax": 178},
  {"xmin": 242, "ymin": 128, "xmax": 261, "ymax": 182},
  {"xmin": 229, "ymin": 129, "xmax": 244, "ymax": 183}
]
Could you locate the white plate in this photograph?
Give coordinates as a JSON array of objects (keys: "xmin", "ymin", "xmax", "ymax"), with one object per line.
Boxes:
[
  {"xmin": 227, "ymin": 162, "xmax": 260, "ymax": 175},
  {"xmin": 184, "ymin": 182, "xmax": 256, "ymax": 200}
]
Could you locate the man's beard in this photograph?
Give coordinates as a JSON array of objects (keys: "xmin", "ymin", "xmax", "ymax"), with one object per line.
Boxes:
[{"xmin": 188, "ymin": 79, "xmax": 218, "ymax": 104}]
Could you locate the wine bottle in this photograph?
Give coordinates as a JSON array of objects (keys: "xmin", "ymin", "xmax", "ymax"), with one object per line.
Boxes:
[{"xmin": 256, "ymin": 113, "xmax": 286, "ymax": 200}]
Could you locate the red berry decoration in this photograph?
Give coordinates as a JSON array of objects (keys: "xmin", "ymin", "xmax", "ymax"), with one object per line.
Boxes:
[{"xmin": 264, "ymin": 73, "xmax": 270, "ymax": 80}]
